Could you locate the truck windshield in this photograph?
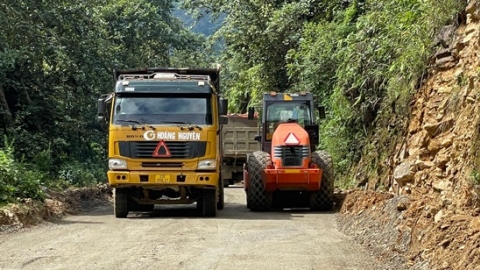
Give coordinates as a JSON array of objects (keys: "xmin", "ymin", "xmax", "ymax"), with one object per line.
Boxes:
[
  {"xmin": 265, "ymin": 102, "xmax": 312, "ymax": 138},
  {"xmin": 112, "ymin": 96, "xmax": 213, "ymax": 125}
]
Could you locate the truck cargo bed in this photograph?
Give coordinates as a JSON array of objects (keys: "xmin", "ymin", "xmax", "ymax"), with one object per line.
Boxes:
[{"xmin": 222, "ymin": 127, "xmax": 259, "ymax": 157}]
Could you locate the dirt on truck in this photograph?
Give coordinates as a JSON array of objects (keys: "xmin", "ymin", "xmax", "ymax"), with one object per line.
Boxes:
[
  {"xmin": 221, "ymin": 113, "xmax": 259, "ymax": 187},
  {"xmin": 96, "ymin": 67, "xmax": 229, "ymax": 218}
]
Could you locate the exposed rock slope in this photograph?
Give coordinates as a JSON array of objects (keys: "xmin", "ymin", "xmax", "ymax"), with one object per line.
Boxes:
[{"xmin": 340, "ymin": 1, "xmax": 480, "ymax": 269}]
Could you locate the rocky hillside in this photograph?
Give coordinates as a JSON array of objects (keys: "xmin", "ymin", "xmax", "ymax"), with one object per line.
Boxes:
[{"xmin": 340, "ymin": 1, "xmax": 480, "ymax": 269}]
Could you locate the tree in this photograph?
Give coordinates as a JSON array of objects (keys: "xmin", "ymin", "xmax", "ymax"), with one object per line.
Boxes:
[{"xmin": 182, "ymin": 0, "xmax": 341, "ymax": 111}]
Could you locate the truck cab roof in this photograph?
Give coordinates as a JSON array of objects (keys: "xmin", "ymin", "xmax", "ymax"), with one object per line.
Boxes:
[
  {"xmin": 113, "ymin": 67, "xmax": 220, "ymax": 93},
  {"xmin": 114, "ymin": 80, "xmax": 213, "ymax": 94}
]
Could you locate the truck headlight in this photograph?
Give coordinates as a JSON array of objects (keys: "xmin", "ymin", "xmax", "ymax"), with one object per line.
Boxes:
[
  {"xmin": 109, "ymin": 159, "xmax": 127, "ymax": 170},
  {"xmin": 197, "ymin": 159, "xmax": 216, "ymax": 170}
]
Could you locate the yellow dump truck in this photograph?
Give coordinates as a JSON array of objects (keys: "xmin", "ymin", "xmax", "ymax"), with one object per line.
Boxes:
[{"xmin": 97, "ymin": 68, "xmax": 228, "ymax": 218}]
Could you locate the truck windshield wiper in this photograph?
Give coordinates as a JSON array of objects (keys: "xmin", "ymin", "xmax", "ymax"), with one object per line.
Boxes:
[
  {"xmin": 116, "ymin": 120, "xmax": 156, "ymax": 130},
  {"xmin": 158, "ymin": 121, "xmax": 203, "ymax": 131},
  {"xmin": 187, "ymin": 124, "xmax": 203, "ymax": 131}
]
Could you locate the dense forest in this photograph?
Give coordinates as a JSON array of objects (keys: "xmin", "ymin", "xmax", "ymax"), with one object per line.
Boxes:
[{"xmin": 0, "ymin": 0, "xmax": 465, "ymax": 203}]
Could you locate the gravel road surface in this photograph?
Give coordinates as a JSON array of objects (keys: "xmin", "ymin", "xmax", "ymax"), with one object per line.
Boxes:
[{"xmin": 0, "ymin": 187, "xmax": 388, "ymax": 270}]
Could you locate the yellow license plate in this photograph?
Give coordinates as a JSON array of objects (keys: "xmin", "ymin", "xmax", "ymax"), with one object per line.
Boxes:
[
  {"xmin": 155, "ymin": 175, "xmax": 171, "ymax": 183},
  {"xmin": 284, "ymin": 169, "xmax": 300, "ymax": 174}
]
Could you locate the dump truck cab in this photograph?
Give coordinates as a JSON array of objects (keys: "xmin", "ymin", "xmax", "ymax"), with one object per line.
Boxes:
[
  {"xmin": 97, "ymin": 68, "xmax": 228, "ymax": 218},
  {"xmin": 243, "ymin": 91, "xmax": 334, "ymax": 211}
]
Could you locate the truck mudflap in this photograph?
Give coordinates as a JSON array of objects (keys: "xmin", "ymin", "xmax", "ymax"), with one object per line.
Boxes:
[{"xmin": 262, "ymin": 168, "xmax": 322, "ymax": 192}]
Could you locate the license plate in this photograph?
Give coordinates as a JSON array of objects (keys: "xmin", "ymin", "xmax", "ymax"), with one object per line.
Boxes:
[
  {"xmin": 284, "ymin": 169, "xmax": 300, "ymax": 174},
  {"xmin": 155, "ymin": 175, "xmax": 170, "ymax": 183}
]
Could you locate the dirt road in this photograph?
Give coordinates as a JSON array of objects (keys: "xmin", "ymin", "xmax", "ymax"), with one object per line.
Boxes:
[{"xmin": 0, "ymin": 187, "xmax": 393, "ymax": 270}]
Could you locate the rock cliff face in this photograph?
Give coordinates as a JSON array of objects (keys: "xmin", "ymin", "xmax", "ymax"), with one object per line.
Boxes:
[
  {"xmin": 392, "ymin": 0, "xmax": 480, "ymax": 210},
  {"xmin": 340, "ymin": 1, "xmax": 480, "ymax": 269}
]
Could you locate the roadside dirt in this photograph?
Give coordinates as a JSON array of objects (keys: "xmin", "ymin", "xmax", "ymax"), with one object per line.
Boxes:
[
  {"xmin": 0, "ymin": 187, "xmax": 401, "ymax": 270},
  {"xmin": 338, "ymin": 189, "xmax": 480, "ymax": 270},
  {"xmin": 0, "ymin": 184, "xmax": 112, "ymax": 234}
]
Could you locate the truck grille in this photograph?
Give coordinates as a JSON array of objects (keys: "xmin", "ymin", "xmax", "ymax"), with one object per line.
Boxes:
[
  {"xmin": 118, "ymin": 141, "xmax": 206, "ymax": 159},
  {"xmin": 273, "ymin": 146, "xmax": 310, "ymax": 166}
]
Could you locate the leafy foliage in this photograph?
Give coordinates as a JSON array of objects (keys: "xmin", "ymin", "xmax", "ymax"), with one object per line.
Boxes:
[
  {"xmin": 0, "ymin": 138, "xmax": 46, "ymax": 203},
  {"xmin": 182, "ymin": 0, "xmax": 341, "ymax": 111}
]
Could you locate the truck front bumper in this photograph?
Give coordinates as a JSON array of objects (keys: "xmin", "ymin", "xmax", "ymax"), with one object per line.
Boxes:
[
  {"xmin": 108, "ymin": 170, "xmax": 218, "ymax": 188},
  {"xmin": 263, "ymin": 168, "xmax": 322, "ymax": 192}
]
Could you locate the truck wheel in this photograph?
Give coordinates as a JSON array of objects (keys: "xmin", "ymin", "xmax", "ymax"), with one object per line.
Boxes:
[
  {"xmin": 217, "ymin": 179, "xmax": 225, "ymax": 210},
  {"xmin": 246, "ymin": 151, "xmax": 272, "ymax": 211},
  {"xmin": 114, "ymin": 188, "xmax": 129, "ymax": 218},
  {"xmin": 310, "ymin": 150, "xmax": 334, "ymax": 211},
  {"xmin": 198, "ymin": 188, "xmax": 217, "ymax": 217}
]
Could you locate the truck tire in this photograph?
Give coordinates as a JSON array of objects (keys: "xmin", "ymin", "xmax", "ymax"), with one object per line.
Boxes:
[
  {"xmin": 246, "ymin": 151, "xmax": 272, "ymax": 211},
  {"xmin": 310, "ymin": 150, "xmax": 334, "ymax": 211},
  {"xmin": 114, "ymin": 188, "xmax": 129, "ymax": 218},
  {"xmin": 223, "ymin": 180, "xmax": 230, "ymax": 188},
  {"xmin": 197, "ymin": 188, "xmax": 217, "ymax": 217},
  {"xmin": 217, "ymin": 179, "xmax": 225, "ymax": 210}
]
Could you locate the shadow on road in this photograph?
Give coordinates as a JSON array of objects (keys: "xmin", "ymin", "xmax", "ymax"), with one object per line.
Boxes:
[
  {"xmin": 51, "ymin": 219, "xmax": 104, "ymax": 225},
  {"xmin": 53, "ymin": 203, "xmax": 337, "ymax": 223},
  {"xmin": 121, "ymin": 202, "xmax": 337, "ymax": 220},
  {"xmin": 62, "ymin": 184, "xmax": 342, "ymax": 221}
]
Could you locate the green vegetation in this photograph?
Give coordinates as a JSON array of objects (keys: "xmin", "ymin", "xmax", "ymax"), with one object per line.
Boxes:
[
  {"xmin": 0, "ymin": 138, "xmax": 45, "ymax": 203},
  {"xmin": 471, "ymin": 170, "xmax": 480, "ymax": 186},
  {"xmin": 1, "ymin": 0, "xmax": 467, "ymax": 202}
]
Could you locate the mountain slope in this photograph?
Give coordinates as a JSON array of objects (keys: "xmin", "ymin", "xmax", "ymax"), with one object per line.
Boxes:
[
  {"xmin": 340, "ymin": 1, "xmax": 480, "ymax": 269},
  {"xmin": 172, "ymin": 8, "xmax": 223, "ymax": 36}
]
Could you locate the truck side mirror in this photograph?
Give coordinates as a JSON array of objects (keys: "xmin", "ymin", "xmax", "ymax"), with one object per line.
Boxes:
[
  {"xmin": 219, "ymin": 98, "xmax": 228, "ymax": 115},
  {"xmin": 97, "ymin": 98, "xmax": 106, "ymax": 124},
  {"xmin": 254, "ymin": 135, "xmax": 261, "ymax": 142},
  {"xmin": 248, "ymin": 107, "xmax": 255, "ymax": 120},
  {"xmin": 318, "ymin": 106, "xmax": 326, "ymax": 119}
]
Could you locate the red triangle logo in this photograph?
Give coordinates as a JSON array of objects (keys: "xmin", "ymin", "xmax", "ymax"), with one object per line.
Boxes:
[{"xmin": 152, "ymin": 140, "xmax": 171, "ymax": 157}]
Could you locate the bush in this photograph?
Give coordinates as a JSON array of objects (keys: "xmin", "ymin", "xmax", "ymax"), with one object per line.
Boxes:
[
  {"xmin": 0, "ymin": 140, "xmax": 46, "ymax": 203},
  {"xmin": 0, "ymin": 138, "xmax": 107, "ymax": 204}
]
